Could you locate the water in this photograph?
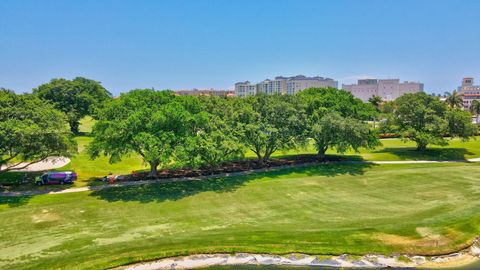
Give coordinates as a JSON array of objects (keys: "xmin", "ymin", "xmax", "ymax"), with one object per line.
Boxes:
[{"xmin": 203, "ymin": 260, "xmax": 480, "ymax": 270}]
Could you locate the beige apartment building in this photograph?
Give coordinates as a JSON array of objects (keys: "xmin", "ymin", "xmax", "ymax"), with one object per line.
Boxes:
[
  {"xmin": 235, "ymin": 75, "xmax": 338, "ymax": 97},
  {"xmin": 342, "ymin": 79, "xmax": 423, "ymax": 102},
  {"xmin": 234, "ymin": 81, "xmax": 257, "ymax": 97},
  {"xmin": 457, "ymin": 77, "xmax": 480, "ymax": 108}
]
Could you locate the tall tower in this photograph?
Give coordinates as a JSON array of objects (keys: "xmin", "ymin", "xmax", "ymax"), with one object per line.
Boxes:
[{"xmin": 462, "ymin": 77, "xmax": 474, "ymax": 87}]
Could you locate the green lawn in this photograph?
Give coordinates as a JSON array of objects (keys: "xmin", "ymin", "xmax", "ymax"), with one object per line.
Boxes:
[
  {"xmin": 263, "ymin": 137, "xmax": 480, "ymax": 161},
  {"xmin": 1, "ymin": 162, "xmax": 479, "ymax": 269},
  {"xmin": 58, "ymin": 136, "xmax": 148, "ymax": 187}
]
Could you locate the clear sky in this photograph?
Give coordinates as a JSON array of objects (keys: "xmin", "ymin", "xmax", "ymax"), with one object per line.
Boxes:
[{"xmin": 1, "ymin": 0, "xmax": 479, "ymax": 95}]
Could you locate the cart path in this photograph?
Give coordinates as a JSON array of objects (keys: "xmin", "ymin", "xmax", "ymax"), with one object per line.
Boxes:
[
  {"xmin": 1, "ymin": 158, "xmax": 480, "ymax": 197},
  {"xmin": 0, "ymin": 157, "xmax": 71, "ymax": 172}
]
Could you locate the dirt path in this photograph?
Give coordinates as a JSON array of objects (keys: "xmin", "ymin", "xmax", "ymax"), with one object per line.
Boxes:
[{"xmin": 1, "ymin": 158, "xmax": 480, "ymax": 197}]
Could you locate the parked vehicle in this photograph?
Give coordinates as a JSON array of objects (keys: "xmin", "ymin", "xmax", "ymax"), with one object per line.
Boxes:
[{"xmin": 35, "ymin": 171, "xmax": 77, "ymax": 186}]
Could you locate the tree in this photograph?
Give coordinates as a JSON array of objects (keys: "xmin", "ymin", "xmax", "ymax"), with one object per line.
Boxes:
[
  {"xmin": 189, "ymin": 113, "xmax": 244, "ymax": 170},
  {"xmin": 368, "ymin": 95, "xmax": 383, "ymax": 128},
  {"xmin": 445, "ymin": 90, "xmax": 463, "ymax": 108},
  {"xmin": 88, "ymin": 89, "xmax": 196, "ymax": 177},
  {"xmin": 235, "ymin": 94, "xmax": 305, "ymax": 166},
  {"xmin": 185, "ymin": 96, "xmax": 244, "ymax": 169},
  {"xmin": 0, "ymin": 89, "xmax": 76, "ymax": 174},
  {"xmin": 299, "ymin": 87, "xmax": 377, "ymax": 121},
  {"xmin": 368, "ymin": 95, "xmax": 383, "ymax": 111},
  {"xmin": 33, "ymin": 77, "xmax": 112, "ymax": 134},
  {"xmin": 311, "ymin": 112, "xmax": 380, "ymax": 159},
  {"xmin": 298, "ymin": 88, "xmax": 380, "ymax": 159},
  {"xmin": 470, "ymin": 100, "xmax": 480, "ymax": 124},
  {"xmin": 393, "ymin": 92, "xmax": 475, "ymax": 150},
  {"xmin": 446, "ymin": 108, "xmax": 477, "ymax": 139}
]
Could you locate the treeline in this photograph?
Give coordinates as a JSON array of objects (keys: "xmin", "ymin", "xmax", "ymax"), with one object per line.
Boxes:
[
  {"xmin": 1, "ymin": 77, "xmax": 477, "ymax": 176},
  {"xmin": 87, "ymin": 88, "xmax": 477, "ymax": 176}
]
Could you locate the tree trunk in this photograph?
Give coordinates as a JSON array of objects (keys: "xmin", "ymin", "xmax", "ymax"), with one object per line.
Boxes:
[
  {"xmin": 256, "ymin": 152, "xmax": 265, "ymax": 167},
  {"xmin": 149, "ymin": 162, "xmax": 159, "ymax": 178},
  {"xmin": 416, "ymin": 143, "xmax": 427, "ymax": 151},
  {"xmin": 317, "ymin": 147, "xmax": 327, "ymax": 160},
  {"xmin": 69, "ymin": 120, "xmax": 80, "ymax": 134}
]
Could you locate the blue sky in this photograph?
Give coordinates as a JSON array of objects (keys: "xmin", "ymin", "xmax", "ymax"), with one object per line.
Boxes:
[{"xmin": 1, "ymin": 0, "xmax": 479, "ymax": 95}]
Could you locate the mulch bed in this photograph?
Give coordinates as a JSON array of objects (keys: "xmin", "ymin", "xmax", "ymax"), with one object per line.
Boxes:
[{"xmin": 109, "ymin": 154, "xmax": 349, "ymax": 182}]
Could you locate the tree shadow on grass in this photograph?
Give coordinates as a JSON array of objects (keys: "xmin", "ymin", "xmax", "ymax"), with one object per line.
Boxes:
[
  {"xmin": 89, "ymin": 161, "xmax": 375, "ymax": 203},
  {"xmin": 371, "ymin": 147, "xmax": 474, "ymax": 161},
  {"xmin": 0, "ymin": 195, "xmax": 32, "ymax": 207}
]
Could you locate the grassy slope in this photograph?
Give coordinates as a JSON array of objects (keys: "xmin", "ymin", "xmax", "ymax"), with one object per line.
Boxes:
[{"xmin": 1, "ymin": 162, "xmax": 479, "ymax": 269}]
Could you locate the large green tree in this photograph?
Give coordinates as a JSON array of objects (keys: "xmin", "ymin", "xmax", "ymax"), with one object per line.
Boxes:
[
  {"xmin": 311, "ymin": 112, "xmax": 380, "ymax": 159},
  {"xmin": 394, "ymin": 92, "xmax": 476, "ymax": 150},
  {"xmin": 33, "ymin": 77, "xmax": 112, "ymax": 134},
  {"xmin": 470, "ymin": 100, "xmax": 480, "ymax": 124},
  {"xmin": 186, "ymin": 96, "xmax": 244, "ymax": 169},
  {"xmin": 0, "ymin": 89, "xmax": 75, "ymax": 173},
  {"xmin": 299, "ymin": 87, "xmax": 377, "ymax": 121},
  {"xmin": 368, "ymin": 95, "xmax": 383, "ymax": 128},
  {"xmin": 445, "ymin": 90, "xmax": 463, "ymax": 109},
  {"xmin": 235, "ymin": 94, "xmax": 305, "ymax": 166},
  {"xmin": 88, "ymin": 89, "xmax": 196, "ymax": 177},
  {"xmin": 299, "ymin": 88, "xmax": 379, "ymax": 159}
]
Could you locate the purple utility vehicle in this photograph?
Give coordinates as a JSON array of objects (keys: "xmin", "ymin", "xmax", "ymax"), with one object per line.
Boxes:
[{"xmin": 35, "ymin": 171, "xmax": 77, "ymax": 186}]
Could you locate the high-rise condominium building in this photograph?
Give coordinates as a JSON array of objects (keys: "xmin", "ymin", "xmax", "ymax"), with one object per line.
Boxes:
[
  {"xmin": 234, "ymin": 81, "xmax": 257, "ymax": 97},
  {"xmin": 235, "ymin": 75, "xmax": 338, "ymax": 97},
  {"xmin": 342, "ymin": 79, "xmax": 423, "ymax": 102},
  {"xmin": 457, "ymin": 77, "xmax": 480, "ymax": 108}
]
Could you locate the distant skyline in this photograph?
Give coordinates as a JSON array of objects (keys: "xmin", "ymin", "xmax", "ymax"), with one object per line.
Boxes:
[{"xmin": 1, "ymin": 0, "xmax": 479, "ymax": 95}]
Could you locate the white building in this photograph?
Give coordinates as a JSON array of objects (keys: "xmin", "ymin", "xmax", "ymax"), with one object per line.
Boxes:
[
  {"xmin": 286, "ymin": 75, "xmax": 338, "ymax": 95},
  {"xmin": 457, "ymin": 77, "xmax": 480, "ymax": 108},
  {"xmin": 234, "ymin": 81, "xmax": 256, "ymax": 97},
  {"xmin": 235, "ymin": 75, "xmax": 338, "ymax": 96},
  {"xmin": 342, "ymin": 79, "xmax": 424, "ymax": 102}
]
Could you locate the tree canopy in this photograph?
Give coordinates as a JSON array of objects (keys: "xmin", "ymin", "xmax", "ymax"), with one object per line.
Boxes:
[
  {"xmin": 299, "ymin": 88, "xmax": 380, "ymax": 159},
  {"xmin": 235, "ymin": 94, "xmax": 306, "ymax": 165},
  {"xmin": 299, "ymin": 87, "xmax": 377, "ymax": 121},
  {"xmin": 445, "ymin": 90, "xmax": 463, "ymax": 109},
  {"xmin": 393, "ymin": 92, "xmax": 476, "ymax": 150},
  {"xmin": 0, "ymin": 89, "xmax": 76, "ymax": 173},
  {"xmin": 33, "ymin": 77, "xmax": 112, "ymax": 133},
  {"xmin": 88, "ymin": 89, "xmax": 197, "ymax": 177},
  {"xmin": 310, "ymin": 112, "xmax": 380, "ymax": 159},
  {"xmin": 471, "ymin": 100, "xmax": 480, "ymax": 123}
]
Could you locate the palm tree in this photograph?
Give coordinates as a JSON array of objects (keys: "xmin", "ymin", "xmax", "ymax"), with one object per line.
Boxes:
[
  {"xmin": 471, "ymin": 100, "xmax": 480, "ymax": 124},
  {"xmin": 368, "ymin": 95, "xmax": 382, "ymax": 129},
  {"xmin": 445, "ymin": 90, "xmax": 463, "ymax": 108}
]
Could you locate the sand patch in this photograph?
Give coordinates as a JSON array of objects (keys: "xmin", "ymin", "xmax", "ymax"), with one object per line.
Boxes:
[
  {"xmin": 200, "ymin": 224, "xmax": 229, "ymax": 231},
  {"xmin": 31, "ymin": 209, "xmax": 60, "ymax": 223},
  {"xmin": 373, "ymin": 228, "xmax": 450, "ymax": 248},
  {"xmin": 94, "ymin": 224, "xmax": 170, "ymax": 245}
]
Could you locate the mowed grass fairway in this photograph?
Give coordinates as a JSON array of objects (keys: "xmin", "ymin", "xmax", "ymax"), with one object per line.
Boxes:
[{"xmin": 1, "ymin": 162, "xmax": 479, "ymax": 269}]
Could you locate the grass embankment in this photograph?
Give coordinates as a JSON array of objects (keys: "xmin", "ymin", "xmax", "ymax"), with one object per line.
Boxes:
[{"xmin": 1, "ymin": 162, "xmax": 479, "ymax": 269}]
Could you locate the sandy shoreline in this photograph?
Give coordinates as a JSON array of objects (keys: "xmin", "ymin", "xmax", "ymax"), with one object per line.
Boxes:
[{"xmin": 115, "ymin": 239, "xmax": 480, "ymax": 270}]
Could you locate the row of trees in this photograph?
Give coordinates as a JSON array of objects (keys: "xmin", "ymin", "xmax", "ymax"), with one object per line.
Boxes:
[
  {"xmin": 88, "ymin": 88, "xmax": 477, "ymax": 177},
  {"xmin": 88, "ymin": 88, "xmax": 380, "ymax": 176},
  {"xmin": 1, "ymin": 80, "xmax": 478, "ymax": 176}
]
